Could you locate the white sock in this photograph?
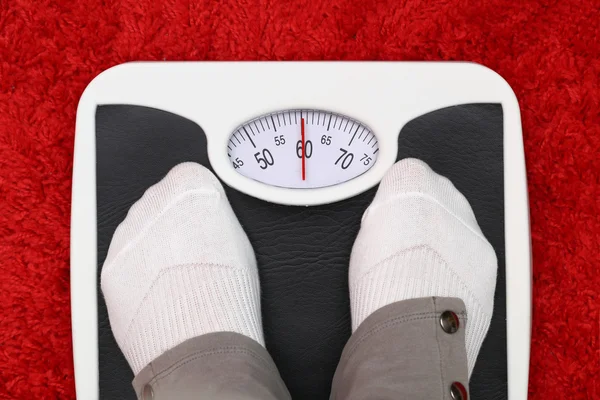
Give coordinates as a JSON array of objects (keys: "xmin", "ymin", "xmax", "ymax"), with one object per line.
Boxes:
[
  {"xmin": 101, "ymin": 162, "xmax": 263, "ymax": 374},
  {"xmin": 349, "ymin": 158, "xmax": 497, "ymax": 376}
]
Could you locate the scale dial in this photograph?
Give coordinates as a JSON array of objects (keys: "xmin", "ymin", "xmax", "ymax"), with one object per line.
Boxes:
[{"xmin": 227, "ymin": 109, "xmax": 379, "ymax": 189}]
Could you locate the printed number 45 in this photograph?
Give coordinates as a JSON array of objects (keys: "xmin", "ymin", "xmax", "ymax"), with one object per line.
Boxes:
[{"xmin": 232, "ymin": 157, "xmax": 244, "ymax": 169}]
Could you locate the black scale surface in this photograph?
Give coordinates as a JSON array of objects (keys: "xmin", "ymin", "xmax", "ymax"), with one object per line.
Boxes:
[{"xmin": 96, "ymin": 104, "xmax": 506, "ymax": 399}]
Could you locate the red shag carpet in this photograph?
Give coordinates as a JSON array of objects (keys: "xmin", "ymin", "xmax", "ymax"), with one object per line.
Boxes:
[{"xmin": 0, "ymin": 0, "xmax": 598, "ymax": 398}]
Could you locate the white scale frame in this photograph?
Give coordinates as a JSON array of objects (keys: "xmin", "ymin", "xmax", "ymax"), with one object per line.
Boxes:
[{"xmin": 71, "ymin": 62, "xmax": 532, "ymax": 399}]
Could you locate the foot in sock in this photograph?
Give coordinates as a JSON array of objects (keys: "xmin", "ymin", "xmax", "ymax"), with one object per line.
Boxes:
[
  {"xmin": 101, "ymin": 162, "xmax": 263, "ymax": 374},
  {"xmin": 349, "ymin": 158, "xmax": 497, "ymax": 376}
]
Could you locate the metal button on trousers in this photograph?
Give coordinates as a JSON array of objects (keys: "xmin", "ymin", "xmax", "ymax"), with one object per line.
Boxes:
[
  {"xmin": 142, "ymin": 384, "xmax": 154, "ymax": 400},
  {"xmin": 440, "ymin": 310, "xmax": 460, "ymax": 333},
  {"xmin": 450, "ymin": 381, "xmax": 468, "ymax": 400}
]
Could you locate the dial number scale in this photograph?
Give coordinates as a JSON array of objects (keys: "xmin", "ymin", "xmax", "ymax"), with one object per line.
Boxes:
[{"xmin": 227, "ymin": 109, "xmax": 379, "ymax": 189}]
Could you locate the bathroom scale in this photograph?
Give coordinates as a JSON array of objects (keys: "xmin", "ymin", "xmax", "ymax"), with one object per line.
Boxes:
[{"xmin": 70, "ymin": 62, "xmax": 531, "ymax": 399}]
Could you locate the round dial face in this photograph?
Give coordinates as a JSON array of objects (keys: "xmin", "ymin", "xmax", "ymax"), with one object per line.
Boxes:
[{"xmin": 227, "ymin": 109, "xmax": 379, "ymax": 189}]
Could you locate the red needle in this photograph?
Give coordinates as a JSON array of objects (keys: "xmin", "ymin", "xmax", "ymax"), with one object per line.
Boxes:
[{"xmin": 301, "ymin": 117, "xmax": 306, "ymax": 181}]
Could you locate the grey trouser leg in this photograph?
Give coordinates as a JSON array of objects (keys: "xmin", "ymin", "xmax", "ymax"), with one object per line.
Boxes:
[
  {"xmin": 331, "ymin": 297, "xmax": 470, "ymax": 400},
  {"xmin": 132, "ymin": 332, "xmax": 291, "ymax": 400},
  {"xmin": 132, "ymin": 297, "xmax": 469, "ymax": 400}
]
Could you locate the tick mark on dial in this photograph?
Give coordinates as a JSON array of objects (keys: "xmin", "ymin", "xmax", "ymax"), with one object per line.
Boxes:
[
  {"xmin": 349, "ymin": 125, "xmax": 360, "ymax": 145},
  {"xmin": 327, "ymin": 114, "xmax": 333, "ymax": 131},
  {"xmin": 243, "ymin": 127, "xmax": 256, "ymax": 148},
  {"xmin": 270, "ymin": 116, "xmax": 277, "ymax": 132},
  {"xmin": 373, "ymin": 148, "xmax": 379, "ymax": 154},
  {"xmin": 359, "ymin": 127, "xmax": 366, "ymax": 140}
]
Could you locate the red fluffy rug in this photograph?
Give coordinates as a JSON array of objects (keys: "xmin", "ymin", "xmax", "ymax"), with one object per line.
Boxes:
[{"xmin": 0, "ymin": 0, "xmax": 598, "ymax": 398}]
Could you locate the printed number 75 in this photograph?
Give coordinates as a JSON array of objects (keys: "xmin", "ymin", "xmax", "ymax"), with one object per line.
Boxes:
[{"xmin": 361, "ymin": 153, "xmax": 372, "ymax": 166}]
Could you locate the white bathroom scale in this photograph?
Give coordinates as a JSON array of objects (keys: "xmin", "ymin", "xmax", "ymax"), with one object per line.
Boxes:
[{"xmin": 71, "ymin": 62, "xmax": 532, "ymax": 400}]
